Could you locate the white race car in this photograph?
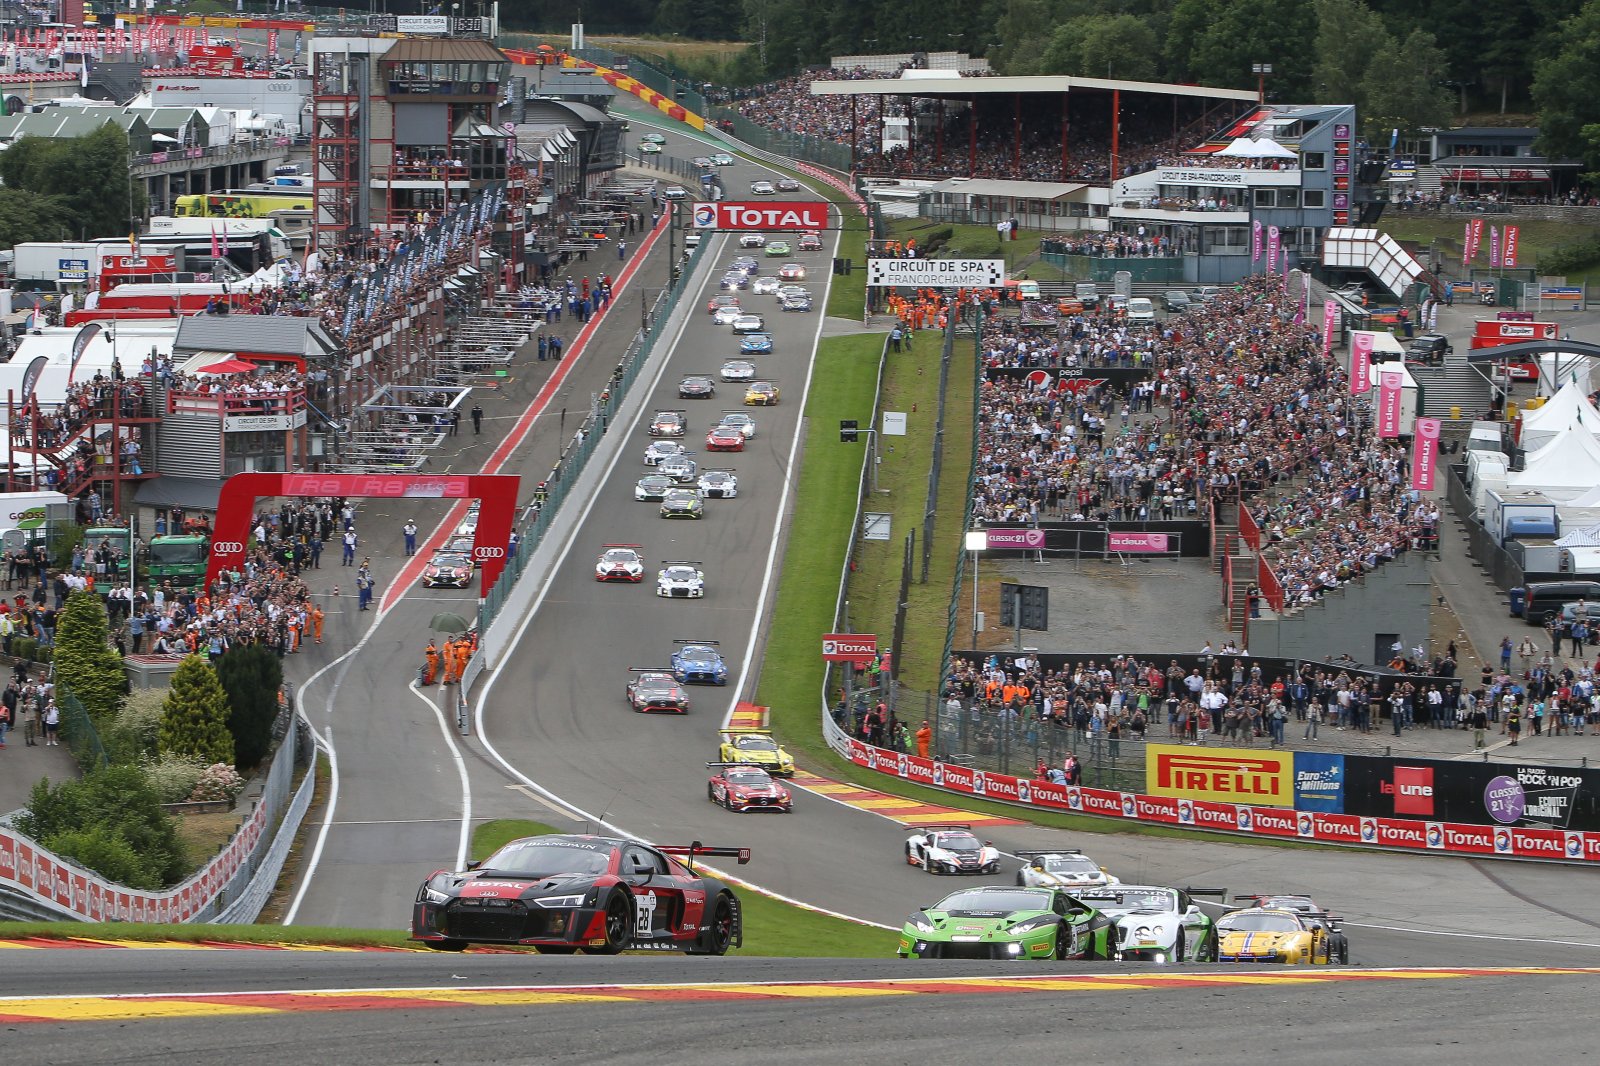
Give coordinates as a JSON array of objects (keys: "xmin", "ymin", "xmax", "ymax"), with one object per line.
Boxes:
[
  {"xmin": 904, "ymin": 824, "xmax": 1001, "ymax": 875},
  {"xmin": 1071, "ymin": 885, "xmax": 1222, "ymax": 963},
  {"xmin": 1014, "ymin": 849, "xmax": 1120, "ymax": 889},
  {"xmin": 697, "ymin": 469, "xmax": 739, "ymax": 498},
  {"xmin": 644, "ymin": 440, "xmax": 686, "ymax": 466},
  {"xmin": 656, "ymin": 561, "xmax": 706, "ymax": 598}
]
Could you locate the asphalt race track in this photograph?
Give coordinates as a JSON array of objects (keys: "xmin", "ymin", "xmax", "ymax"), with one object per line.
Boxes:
[{"xmin": 0, "ymin": 952, "xmax": 1585, "ymax": 1064}]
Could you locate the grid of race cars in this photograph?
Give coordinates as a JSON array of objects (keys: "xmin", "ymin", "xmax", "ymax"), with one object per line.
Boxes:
[{"xmin": 896, "ymin": 828, "xmax": 1351, "ymax": 964}]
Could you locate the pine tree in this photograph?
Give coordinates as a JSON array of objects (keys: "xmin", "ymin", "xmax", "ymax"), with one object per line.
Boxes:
[
  {"xmin": 216, "ymin": 643, "xmax": 283, "ymax": 771},
  {"xmin": 52, "ymin": 590, "xmax": 127, "ymax": 720},
  {"xmin": 158, "ymin": 655, "xmax": 235, "ymax": 767}
]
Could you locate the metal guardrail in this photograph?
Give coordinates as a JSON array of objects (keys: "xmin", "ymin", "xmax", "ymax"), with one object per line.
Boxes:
[{"xmin": 212, "ymin": 713, "xmax": 316, "ymax": 925}]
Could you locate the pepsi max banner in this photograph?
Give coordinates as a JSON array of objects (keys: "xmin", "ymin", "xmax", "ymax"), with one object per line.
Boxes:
[
  {"xmin": 985, "ymin": 366, "xmax": 1152, "ymax": 395},
  {"xmin": 843, "ymin": 738, "xmax": 1600, "ymax": 863}
]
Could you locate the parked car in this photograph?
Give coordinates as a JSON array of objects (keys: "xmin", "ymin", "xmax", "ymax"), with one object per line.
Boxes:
[{"xmin": 1161, "ymin": 291, "xmax": 1191, "ymax": 313}]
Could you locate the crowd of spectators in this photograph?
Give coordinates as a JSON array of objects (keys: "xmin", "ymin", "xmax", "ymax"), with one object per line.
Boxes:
[
  {"xmin": 1041, "ymin": 233, "xmax": 1179, "ymax": 258},
  {"xmin": 963, "ymin": 275, "xmax": 1439, "ymax": 615},
  {"xmin": 722, "ymin": 67, "xmax": 912, "ymax": 145}
]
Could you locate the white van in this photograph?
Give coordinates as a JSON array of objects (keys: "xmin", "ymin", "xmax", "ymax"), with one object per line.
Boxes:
[{"xmin": 1126, "ymin": 297, "xmax": 1156, "ymax": 324}]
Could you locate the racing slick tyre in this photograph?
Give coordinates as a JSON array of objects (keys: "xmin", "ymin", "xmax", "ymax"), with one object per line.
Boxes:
[
  {"xmin": 1336, "ymin": 937, "xmax": 1349, "ymax": 964},
  {"xmin": 707, "ymin": 784, "xmax": 717, "ymax": 803},
  {"xmin": 424, "ymin": 939, "xmax": 468, "ymax": 952},
  {"xmin": 1054, "ymin": 923, "xmax": 1073, "ymax": 960},
  {"xmin": 1199, "ymin": 930, "xmax": 1219, "ymax": 963},
  {"xmin": 1173, "ymin": 932, "xmax": 1184, "ymax": 964},
  {"xmin": 535, "ymin": 945, "xmax": 579, "ymax": 955},
  {"xmin": 1016, "ymin": 870, "xmax": 1026, "ymax": 887},
  {"xmin": 686, "ymin": 893, "xmax": 736, "ymax": 956},
  {"xmin": 585, "ymin": 892, "xmax": 633, "ymax": 955}
]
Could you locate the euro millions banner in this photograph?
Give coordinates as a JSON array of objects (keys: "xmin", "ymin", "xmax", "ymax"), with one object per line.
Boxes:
[
  {"xmin": 1266, "ymin": 225, "xmax": 1281, "ymax": 273},
  {"xmin": 1252, "ymin": 220, "xmax": 1263, "ymax": 264},
  {"xmin": 1490, "ymin": 225, "xmax": 1501, "ymax": 268},
  {"xmin": 1322, "ymin": 299, "xmax": 1336, "ymax": 356},
  {"xmin": 1378, "ymin": 369, "xmax": 1405, "ymax": 438},
  {"xmin": 1503, "ymin": 225, "xmax": 1520, "ymax": 268},
  {"xmin": 1411, "ymin": 417, "xmax": 1441, "ymax": 491},
  {"xmin": 1349, "ymin": 331, "xmax": 1373, "ymax": 395}
]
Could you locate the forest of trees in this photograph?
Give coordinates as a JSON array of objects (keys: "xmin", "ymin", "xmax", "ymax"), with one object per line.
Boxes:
[{"xmin": 501, "ymin": 0, "xmax": 1600, "ymax": 170}]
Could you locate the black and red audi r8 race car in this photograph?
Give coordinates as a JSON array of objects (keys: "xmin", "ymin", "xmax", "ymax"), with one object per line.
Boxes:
[
  {"xmin": 707, "ymin": 762, "xmax": 793, "ymax": 812},
  {"xmin": 411, "ymin": 834, "xmax": 749, "ymax": 955}
]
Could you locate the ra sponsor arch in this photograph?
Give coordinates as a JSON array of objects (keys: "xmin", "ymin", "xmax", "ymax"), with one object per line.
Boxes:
[{"xmin": 207, "ymin": 472, "xmax": 521, "ymax": 593}]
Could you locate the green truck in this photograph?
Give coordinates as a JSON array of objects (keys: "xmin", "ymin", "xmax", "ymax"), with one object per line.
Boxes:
[
  {"xmin": 83, "ymin": 525, "xmax": 135, "ymax": 576},
  {"xmin": 145, "ymin": 534, "xmax": 210, "ymax": 586}
]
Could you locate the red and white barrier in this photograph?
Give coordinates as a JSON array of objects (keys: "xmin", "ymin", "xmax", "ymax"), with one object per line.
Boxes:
[
  {"xmin": 794, "ymin": 163, "xmax": 867, "ymax": 215},
  {"xmin": 845, "ymin": 739, "xmax": 1593, "ymax": 864}
]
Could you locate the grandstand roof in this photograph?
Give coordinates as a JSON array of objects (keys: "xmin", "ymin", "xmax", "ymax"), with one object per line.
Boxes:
[
  {"xmin": 810, "ymin": 74, "xmax": 1257, "ymax": 102},
  {"xmin": 927, "ymin": 177, "xmax": 1089, "ymax": 200}
]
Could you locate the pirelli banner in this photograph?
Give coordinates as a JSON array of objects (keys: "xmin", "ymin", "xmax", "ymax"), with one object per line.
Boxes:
[{"xmin": 841, "ymin": 737, "xmax": 1600, "ymax": 864}]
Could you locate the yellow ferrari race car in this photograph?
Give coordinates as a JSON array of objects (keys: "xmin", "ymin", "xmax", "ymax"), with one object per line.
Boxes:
[
  {"xmin": 1215, "ymin": 906, "xmax": 1335, "ymax": 965},
  {"xmin": 717, "ymin": 729, "xmax": 795, "ymax": 776}
]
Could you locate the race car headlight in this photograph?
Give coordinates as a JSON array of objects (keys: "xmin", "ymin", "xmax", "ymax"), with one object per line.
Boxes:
[
  {"xmin": 1009, "ymin": 916, "xmax": 1058, "ymax": 933},
  {"xmin": 533, "ymin": 894, "xmax": 586, "ymax": 909},
  {"xmin": 907, "ymin": 913, "xmax": 938, "ymax": 933},
  {"xmin": 422, "ymin": 887, "xmax": 452, "ymax": 905},
  {"xmin": 1133, "ymin": 926, "xmax": 1153, "ymax": 940}
]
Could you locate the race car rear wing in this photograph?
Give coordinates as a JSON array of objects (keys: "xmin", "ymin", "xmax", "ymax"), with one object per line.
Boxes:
[
  {"xmin": 661, "ymin": 559, "xmax": 705, "ymax": 566},
  {"xmin": 706, "ymin": 761, "xmax": 766, "ymax": 770},
  {"xmin": 658, "ymin": 841, "xmax": 752, "ymax": 874},
  {"xmin": 905, "ymin": 823, "xmax": 972, "ymax": 835},
  {"xmin": 1185, "ymin": 887, "xmax": 1230, "ymax": 900},
  {"xmin": 628, "ymin": 667, "xmax": 676, "ymax": 674},
  {"xmin": 601, "ymin": 543, "xmax": 644, "ymax": 550},
  {"xmin": 1014, "ymin": 849, "xmax": 1086, "ymax": 859},
  {"xmin": 719, "ymin": 728, "xmax": 773, "ymax": 737},
  {"xmin": 674, "ymin": 638, "xmax": 722, "ymax": 646}
]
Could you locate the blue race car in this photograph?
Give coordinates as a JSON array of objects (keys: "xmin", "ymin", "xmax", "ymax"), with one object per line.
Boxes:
[
  {"xmin": 672, "ymin": 639, "xmax": 728, "ymax": 685},
  {"xmin": 740, "ymin": 332, "xmax": 774, "ymax": 354}
]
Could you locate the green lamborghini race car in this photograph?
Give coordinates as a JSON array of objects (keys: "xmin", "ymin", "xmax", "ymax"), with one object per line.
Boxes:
[{"xmin": 897, "ymin": 885, "xmax": 1114, "ymax": 960}]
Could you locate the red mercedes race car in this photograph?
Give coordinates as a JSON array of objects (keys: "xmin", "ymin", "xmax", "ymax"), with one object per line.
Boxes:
[
  {"xmin": 707, "ymin": 762, "xmax": 793, "ymax": 812},
  {"xmin": 411, "ymin": 834, "xmax": 749, "ymax": 955}
]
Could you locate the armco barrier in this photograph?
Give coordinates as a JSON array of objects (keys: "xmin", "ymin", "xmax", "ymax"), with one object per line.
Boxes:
[
  {"xmin": 0, "ymin": 712, "xmax": 310, "ymax": 923},
  {"xmin": 821, "ymin": 714, "xmax": 1596, "ymax": 864}
]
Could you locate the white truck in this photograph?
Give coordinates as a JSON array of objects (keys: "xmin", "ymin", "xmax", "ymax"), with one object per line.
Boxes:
[{"xmin": 0, "ymin": 491, "xmax": 72, "ymax": 551}]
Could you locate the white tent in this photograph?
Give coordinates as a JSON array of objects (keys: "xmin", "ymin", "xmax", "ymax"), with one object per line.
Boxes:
[
  {"xmin": 1251, "ymin": 138, "xmax": 1299, "ymax": 159},
  {"xmin": 1557, "ymin": 523, "xmax": 1600, "ymax": 548},
  {"xmin": 1566, "ymin": 484, "xmax": 1600, "ymax": 508},
  {"xmin": 1508, "ymin": 425, "xmax": 1600, "ymax": 501},
  {"xmin": 1521, "ymin": 379, "xmax": 1600, "ymax": 452},
  {"xmin": 1215, "ymin": 137, "xmax": 1262, "ymax": 157}
]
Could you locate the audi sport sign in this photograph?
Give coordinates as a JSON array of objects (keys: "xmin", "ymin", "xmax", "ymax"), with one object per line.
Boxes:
[
  {"xmin": 692, "ymin": 201, "xmax": 830, "ymax": 230},
  {"xmin": 867, "ymin": 258, "xmax": 1005, "ymax": 289},
  {"xmin": 822, "ymin": 633, "xmax": 878, "ymax": 663}
]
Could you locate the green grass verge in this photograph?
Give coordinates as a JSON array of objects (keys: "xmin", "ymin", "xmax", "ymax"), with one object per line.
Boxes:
[
  {"xmin": 472, "ymin": 818, "xmax": 561, "ymax": 859},
  {"xmin": 759, "ymin": 335, "xmax": 882, "ymax": 769},
  {"xmin": 1378, "ymin": 215, "xmax": 1600, "ymax": 284},
  {"xmin": 887, "ymin": 220, "xmax": 1071, "ymax": 282},
  {"xmin": 839, "ymin": 329, "xmax": 977, "ymax": 696}
]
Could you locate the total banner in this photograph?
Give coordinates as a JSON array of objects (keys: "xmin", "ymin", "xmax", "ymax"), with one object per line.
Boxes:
[
  {"xmin": 842, "ymin": 738, "xmax": 1600, "ymax": 863},
  {"xmin": 1467, "ymin": 218, "xmax": 1485, "ymax": 263},
  {"xmin": 1503, "ymin": 225, "xmax": 1520, "ymax": 268},
  {"xmin": 1349, "ymin": 332, "xmax": 1373, "ymax": 395},
  {"xmin": 1377, "ymin": 369, "xmax": 1404, "ymax": 437},
  {"xmin": 1411, "ymin": 416, "xmax": 1441, "ymax": 491}
]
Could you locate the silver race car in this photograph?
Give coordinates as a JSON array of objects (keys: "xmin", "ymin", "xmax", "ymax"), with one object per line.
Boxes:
[{"xmin": 1014, "ymin": 849, "xmax": 1120, "ymax": 889}]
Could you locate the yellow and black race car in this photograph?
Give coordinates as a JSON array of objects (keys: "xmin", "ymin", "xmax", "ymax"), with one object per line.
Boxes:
[
  {"xmin": 1215, "ymin": 906, "xmax": 1336, "ymax": 965},
  {"xmin": 717, "ymin": 730, "xmax": 794, "ymax": 776}
]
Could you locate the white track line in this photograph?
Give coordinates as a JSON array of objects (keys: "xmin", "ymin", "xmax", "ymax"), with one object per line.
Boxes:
[
  {"xmin": 282, "ymin": 724, "xmax": 337, "ymax": 926},
  {"xmin": 409, "ymin": 680, "xmax": 474, "ymax": 871},
  {"xmin": 472, "ymin": 185, "xmax": 890, "ymax": 930},
  {"xmin": 717, "ymin": 206, "xmax": 839, "ymax": 730}
]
